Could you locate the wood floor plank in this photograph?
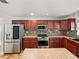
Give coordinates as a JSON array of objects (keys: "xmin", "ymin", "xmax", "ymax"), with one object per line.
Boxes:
[{"xmin": 0, "ymin": 54, "xmax": 19, "ymax": 59}]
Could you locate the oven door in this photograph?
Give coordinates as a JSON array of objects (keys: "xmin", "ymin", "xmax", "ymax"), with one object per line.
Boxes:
[{"xmin": 38, "ymin": 40, "xmax": 48, "ymax": 48}]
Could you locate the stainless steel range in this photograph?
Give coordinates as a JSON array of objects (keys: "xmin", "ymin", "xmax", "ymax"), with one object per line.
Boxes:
[{"xmin": 37, "ymin": 34, "xmax": 49, "ymax": 48}]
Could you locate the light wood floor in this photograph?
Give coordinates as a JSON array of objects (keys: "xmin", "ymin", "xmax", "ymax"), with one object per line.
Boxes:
[{"xmin": 0, "ymin": 54, "xmax": 20, "ymax": 59}]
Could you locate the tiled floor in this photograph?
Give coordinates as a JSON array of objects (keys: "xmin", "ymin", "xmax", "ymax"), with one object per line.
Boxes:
[{"xmin": 0, "ymin": 54, "xmax": 19, "ymax": 59}]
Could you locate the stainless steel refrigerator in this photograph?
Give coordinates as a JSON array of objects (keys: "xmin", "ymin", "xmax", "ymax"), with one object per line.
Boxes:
[{"xmin": 4, "ymin": 24, "xmax": 24, "ymax": 53}]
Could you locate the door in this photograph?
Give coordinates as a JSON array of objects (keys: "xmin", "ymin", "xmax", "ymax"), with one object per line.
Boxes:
[
  {"xmin": 13, "ymin": 42, "xmax": 20, "ymax": 53},
  {"xmin": 5, "ymin": 24, "xmax": 13, "ymax": 41},
  {"xmin": 5, "ymin": 42, "xmax": 13, "ymax": 53}
]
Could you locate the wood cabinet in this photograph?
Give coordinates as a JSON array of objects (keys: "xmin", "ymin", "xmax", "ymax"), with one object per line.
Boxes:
[
  {"xmin": 12, "ymin": 20, "xmax": 25, "ymax": 29},
  {"xmin": 37, "ymin": 20, "xmax": 48, "ymax": 25},
  {"xmin": 12, "ymin": 20, "xmax": 37, "ymax": 30},
  {"xmin": 49, "ymin": 38, "xmax": 60, "ymax": 48},
  {"xmin": 12, "ymin": 19, "xmax": 76, "ymax": 30},
  {"xmin": 60, "ymin": 20, "xmax": 68, "ymax": 30},
  {"xmin": 29, "ymin": 20, "xmax": 37, "ymax": 30},
  {"xmin": 24, "ymin": 20, "xmax": 37, "ymax": 30},
  {"xmin": 48, "ymin": 20, "xmax": 53, "ymax": 30},
  {"xmin": 48, "ymin": 20, "xmax": 61, "ymax": 30},
  {"xmin": 60, "ymin": 37, "xmax": 67, "ymax": 48},
  {"xmin": 77, "ymin": 46, "xmax": 79, "ymax": 58},
  {"xmin": 12, "ymin": 20, "xmax": 25, "ymax": 24},
  {"xmin": 23, "ymin": 38, "xmax": 38, "ymax": 49},
  {"xmin": 66, "ymin": 39, "xmax": 77, "ymax": 56},
  {"xmin": 67, "ymin": 18, "xmax": 76, "ymax": 30}
]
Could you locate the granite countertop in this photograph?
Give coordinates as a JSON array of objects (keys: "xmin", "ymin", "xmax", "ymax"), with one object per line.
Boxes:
[
  {"xmin": 23, "ymin": 36, "xmax": 75, "ymax": 39},
  {"xmin": 20, "ymin": 48, "xmax": 78, "ymax": 59},
  {"xmin": 23, "ymin": 36, "xmax": 37, "ymax": 38},
  {"xmin": 23, "ymin": 36, "xmax": 79, "ymax": 43}
]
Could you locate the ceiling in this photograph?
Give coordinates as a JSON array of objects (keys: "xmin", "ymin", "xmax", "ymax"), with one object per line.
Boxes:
[{"xmin": 0, "ymin": 0, "xmax": 79, "ymax": 18}]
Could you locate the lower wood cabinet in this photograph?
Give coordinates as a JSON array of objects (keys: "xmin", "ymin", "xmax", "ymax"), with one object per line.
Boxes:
[
  {"xmin": 49, "ymin": 38, "xmax": 60, "ymax": 48},
  {"xmin": 60, "ymin": 37, "xmax": 67, "ymax": 48},
  {"xmin": 66, "ymin": 39, "xmax": 77, "ymax": 56},
  {"xmin": 22, "ymin": 37, "xmax": 79, "ymax": 58},
  {"xmin": 23, "ymin": 38, "xmax": 38, "ymax": 49},
  {"xmin": 77, "ymin": 47, "xmax": 79, "ymax": 58}
]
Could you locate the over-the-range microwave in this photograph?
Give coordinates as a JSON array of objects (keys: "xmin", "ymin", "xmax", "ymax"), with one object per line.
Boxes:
[{"xmin": 38, "ymin": 25, "xmax": 48, "ymax": 29}]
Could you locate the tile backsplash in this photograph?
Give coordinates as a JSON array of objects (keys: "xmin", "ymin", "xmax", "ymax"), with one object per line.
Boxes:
[
  {"xmin": 66, "ymin": 30, "xmax": 77, "ymax": 37},
  {"xmin": 24, "ymin": 30, "xmax": 77, "ymax": 37}
]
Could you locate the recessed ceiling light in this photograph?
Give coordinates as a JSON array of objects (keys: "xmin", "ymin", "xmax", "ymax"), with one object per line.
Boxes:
[{"xmin": 30, "ymin": 13, "xmax": 34, "ymax": 16}]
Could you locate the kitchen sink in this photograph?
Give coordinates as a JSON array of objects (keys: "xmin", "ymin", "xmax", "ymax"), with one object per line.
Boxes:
[{"xmin": 73, "ymin": 39, "xmax": 79, "ymax": 41}]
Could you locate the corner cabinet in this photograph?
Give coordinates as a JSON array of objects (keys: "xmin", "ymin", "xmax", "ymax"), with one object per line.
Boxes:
[{"xmin": 22, "ymin": 37, "xmax": 38, "ymax": 49}]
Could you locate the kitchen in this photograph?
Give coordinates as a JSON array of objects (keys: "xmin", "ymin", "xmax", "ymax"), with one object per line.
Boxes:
[
  {"xmin": 0, "ymin": 18, "xmax": 79, "ymax": 59},
  {"xmin": 0, "ymin": 0, "xmax": 79, "ymax": 59}
]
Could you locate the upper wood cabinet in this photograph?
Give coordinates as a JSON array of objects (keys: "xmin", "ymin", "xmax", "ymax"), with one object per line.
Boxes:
[
  {"xmin": 37, "ymin": 20, "xmax": 48, "ymax": 25},
  {"xmin": 12, "ymin": 20, "xmax": 25, "ymax": 29},
  {"xmin": 12, "ymin": 20, "xmax": 25, "ymax": 24},
  {"xmin": 60, "ymin": 20, "xmax": 68, "ymax": 30},
  {"xmin": 12, "ymin": 20, "xmax": 37, "ymax": 30},
  {"xmin": 67, "ymin": 18, "xmax": 76, "ymax": 30},
  {"xmin": 12, "ymin": 18, "xmax": 76, "ymax": 30},
  {"xmin": 48, "ymin": 20, "xmax": 61, "ymax": 30},
  {"xmin": 24, "ymin": 20, "xmax": 38, "ymax": 30}
]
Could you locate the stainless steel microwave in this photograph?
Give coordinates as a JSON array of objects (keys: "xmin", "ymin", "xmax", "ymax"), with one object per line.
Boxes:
[{"xmin": 38, "ymin": 25, "xmax": 48, "ymax": 29}]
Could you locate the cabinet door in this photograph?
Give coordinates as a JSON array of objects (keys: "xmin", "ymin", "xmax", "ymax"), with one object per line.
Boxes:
[
  {"xmin": 37, "ymin": 20, "xmax": 48, "ymax": 25},
  {"xmin": 48, "ymin": 20, "xmax": 53, "ymax": 30},
  {"xmin": 29, "ymin": 20, "xmax": 37, "ymax": 30},
  {"xmin": 67, "ymin": 40, "xmax": 77, "ymax": 55},
  {"xmin": 5, "ymin": 43, "xmax": 13, "ymax": 53},
  {"xmin": 30, "ymin": 38, "xmax": 38, "ymax": 48},
  {"xmin": 5, "ymin": 24, "xmax": 13, "ymax": 41},
  {"xmin": 77, "ymin": 47, "xmax": 79, "ymax": 58},
  {"xmin": 12, "ymin": 20, "xmax": 25, "ymax": 30},
  {"xmin": 60, "ymin": 38, "xmax": 67, "ymax": 48},
  {"xmin": 48, "ymin": 20, "xmax": 60, "ymax": 30},
  {"xmin": 25, "ymin": 20, "xmax": 37, "ymax": 30},
  {"xmin": 60, "ymin": 20, "xmax": 67, "ymax": 30},
  {"xmin": 49, "ymin": 38, "xmax": 60, "ymax": 48},
  {"xmin": 12, "ymin": 20, "xmax": 25, "ymax": 24},
  {"xmin": 24, "ymin": 20, "xmax": 30, "ymax": 30},
  {"xmin": 67, "ymin": 18, "xmax": 76, "ymax": 30},
  {"xmin": 53, "ymin": 21, "xmax": 60, "ymax": 30},
  {"xmin": 23, "ymin": 38, "xmax": 38, "ymax": 49},
  {"xmin": 13, "ymin": 42, "xmax": 20, "ymax": 53},
  {"xmin": 23, "ymin": 38, "xmax": 30, "ymax": 49}
]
